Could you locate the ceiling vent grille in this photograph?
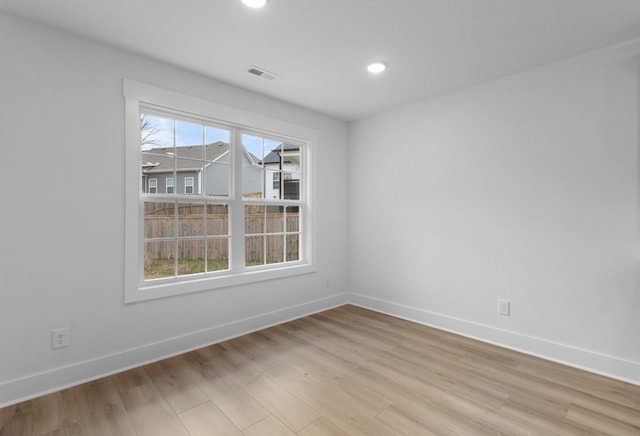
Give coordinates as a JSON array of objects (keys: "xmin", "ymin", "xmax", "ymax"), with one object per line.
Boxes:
[{"xmin": 247, "ymin": 65, "xmax": 280, "ymax": 81}]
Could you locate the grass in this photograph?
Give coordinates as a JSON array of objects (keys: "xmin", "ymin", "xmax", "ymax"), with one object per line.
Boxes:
[
  {"xmin": 144, "ymin": 257, "xmax": 292, "ymax": 279},
  {"xmin": 144, "ymin": 257, "xmax": 229, "ymax": 279}
]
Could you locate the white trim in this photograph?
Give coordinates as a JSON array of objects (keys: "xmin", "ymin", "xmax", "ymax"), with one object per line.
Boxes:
[
  {"xmin": 123, "ymin": 79, "xmax": 317, "ymax": 141},
  {"xmin": 348, "ymin": 293, "xmax": 640, "ymax": 386},
  {"xmin": 0, "ymin": 293, "xmax": 349, "ymax": 408},
  {"xmin": 123, "ymin": 79, "xmax": 317, "ymax": 303},
  {"xmin": 132, "ymin": 263, "xmax": 316, "ymax": 303}
]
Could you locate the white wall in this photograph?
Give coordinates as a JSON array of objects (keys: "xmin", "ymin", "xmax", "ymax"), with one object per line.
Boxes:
[
  {"xmin": 3, "ymin": 10, "xmax": 639, "ymax": 407},
  {"xmin": 0, "ymin": 12, "xmax": 349, "ymax": 406},
  {"xmin": 349, "ymin": 40, "xmax": 640, "ymax": 383}
]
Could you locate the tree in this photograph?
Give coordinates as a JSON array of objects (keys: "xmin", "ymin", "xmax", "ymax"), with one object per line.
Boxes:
[{"xmin": 140, "ymin": 114, "xmax": 164, "ymax": 147}]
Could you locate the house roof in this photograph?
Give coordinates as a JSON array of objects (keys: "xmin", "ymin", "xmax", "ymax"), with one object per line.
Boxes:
[
  {"xmin": 261, "ymin": 144, "xmax": 299, "ymax": 165},
  {"xmin": 142, "ymin": 141, "xmax": 229, "ymax": 173},
  {"xmin": 142, "ymin": 141, "xmax": 295, "ymax": 173}
]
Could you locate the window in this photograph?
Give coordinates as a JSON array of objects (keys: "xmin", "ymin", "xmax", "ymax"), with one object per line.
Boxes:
[
  {"xmin": 185, "ymin": 177, "xmax": 194, "ymax": 194},
  {"xmin": 124, "ymin": 79, "xmax": 315, "ymax": 302}
]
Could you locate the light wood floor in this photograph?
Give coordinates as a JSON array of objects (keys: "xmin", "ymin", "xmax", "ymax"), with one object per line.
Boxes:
[{"xmin": 1, "ymin": 305, "xmax": 639, "ymax": 435}]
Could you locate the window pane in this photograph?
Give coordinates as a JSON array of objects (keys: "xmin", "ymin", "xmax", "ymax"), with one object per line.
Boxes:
[
  {"xmin": 144, "ymin": 240, "xmax": 175, "ymax": 280},
  {"xmin": 245, "ymin": 204, "xmax": 265, "ymax": 234},
  {"xmin": 245, "ymin": 235, "xmax": 264, "ymax": 266},
  {"xmin": 264, "ymin": 139, "xmax": 283, "ymax": 161},
  {"xmin": 242, "ymin": 134, "xmax": 265, "ymax": 163},
  {"xmin": 243, "ymin": 167, "xmax": 263, "ymax": 199},
  {"xmin": 178, "ymin": 239, "xmax": 205, "ymax": 276},
  {"xmin": 286, "ymin": 206, "xmax": 299, "ymax": 232},
  {"xmin": 205, "ymin": 127, "xmax": 230, "ymax": 160},
  {"xmin": 204, "ymin": 162, "xmax": 230, "ymax": 197},
  {"xmin": 282, "ymin": 144, "xmax": 300, "ymax": 200},
  {"xmin": 207, "ymin": 238, "xmax": 229, "ymax": 271},
  {"xmin": 266, "ymin": 168, "xmax": 280, "ymax": 199},
  {"xmin": 262, "ymin": 144, "xmax": 282, "ymax": 197},
  {"xmin": 266, "ymin": 205, "xmax": 284, "ymax": 233},
  {"xmin": 240, "ymin": 138, "xmax": 302, "ymax": 200},
  {"xmin": 178, "ymin": 203, "xmax": 204, "ymax": 237},
  {"xmin": 286, "ymin": 234, "xmax": 299, "ymax": 261},
  {"xmin": 142, "ymin": 152, "xmax": 174, "ymax": 186},
  {"xmin": 144, "ymin": 202, "xmax": 175, "ymax": 239},
  {"xmin": 266, "ymin": 235, "xmax": 284, "ymax": 264},
  {"xmin": 283, "ymin": 171, "xmax": 300, "ymax": 200},
  {"xmin": 282, "ymin": 145, "xmax": 300, "ymax": 166},
  {"xmin": 141, "ymin": 115, "xmax": 175, "ymax": 196},
  {"xmin": 176, "ymin": 120, "xmax": 204, "ymax": 150},
  {"xmin": 207, "ymin": 204, "xmax": 228, "ymax": 236},
  {"xmin": 141, "ymin": 114, "xmax": 174, "ymax": 149},
  {"xmin": 242, "ymin": 134, "xmax": 264, "ymax": 199},
  {"xmin": 205, "ymin": 141, "xmax": 230, "ymax": 162}
]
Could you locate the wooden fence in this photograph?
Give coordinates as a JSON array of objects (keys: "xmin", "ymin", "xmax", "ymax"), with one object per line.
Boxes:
[{"xmin": 144, "ymin": 203, "xmax": 299, "ymax": 263}]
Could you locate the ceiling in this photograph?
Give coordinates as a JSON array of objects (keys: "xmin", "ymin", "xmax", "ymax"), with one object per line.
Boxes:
[{"xmin": 3, "ymin": 0, "xmax": 640, "ymax": 121}]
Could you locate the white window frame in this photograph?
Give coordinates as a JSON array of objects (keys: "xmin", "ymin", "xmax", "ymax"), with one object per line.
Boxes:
[
  {"xmin": 148, "ymin": 178, "xmax": 157, "ymax": 194},
  {"xmin": 165, "ymin": 177, "xmax": 174, "ymax": 194},
  {"xmin": 184, "ymin": 176, "xmax": 194, "ymax": 194},
  {"xmin": 124, "ymin": 79, "xmax": 316, "ymax": 303}
]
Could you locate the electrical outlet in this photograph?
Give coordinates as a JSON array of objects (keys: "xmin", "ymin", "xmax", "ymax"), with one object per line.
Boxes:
[
  {"xmin": 498, "ymin": 300, "xmax": 510, "ymax": 316},
  {"xmin": 51, "ymin": 327, "xmax": 70, "ymax": 349}
]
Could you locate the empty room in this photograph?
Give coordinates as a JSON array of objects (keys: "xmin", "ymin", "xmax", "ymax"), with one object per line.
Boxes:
[{"xmin": 1, "ymin": 0, "xmax": 639, "ymax": 435}]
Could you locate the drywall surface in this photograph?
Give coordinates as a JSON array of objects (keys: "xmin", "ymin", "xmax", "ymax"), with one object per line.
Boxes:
[
  {"xmin": 0, "ymin": 12, "xmax": 349, "ymax": 405},
  {"xmin": 349, "ymin": 39, "xmax": 640, "ymax": 383}
]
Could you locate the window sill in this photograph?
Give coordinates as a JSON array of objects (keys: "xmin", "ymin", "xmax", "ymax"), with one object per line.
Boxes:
[{"xmin": 125, "ymin": 263, "xmax": 316, "ymax": 303}]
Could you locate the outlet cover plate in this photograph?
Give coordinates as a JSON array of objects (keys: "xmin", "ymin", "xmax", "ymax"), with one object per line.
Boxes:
[
  {"xmin": 51, "ymin": 327, "xmax": 70, "ymax": 349},
  {"xmin": 498, "ymin": 300, "xmax": 510, "ymax": 316}
]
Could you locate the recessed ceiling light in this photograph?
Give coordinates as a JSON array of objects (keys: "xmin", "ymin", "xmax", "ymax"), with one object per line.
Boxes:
[
  {"xmin": 367, "ymin": 61, "xmax": 388, "ymax": 74},
  {"xmin": 241, "ymin": 0, "xmax": 268, "ymax": 8}
]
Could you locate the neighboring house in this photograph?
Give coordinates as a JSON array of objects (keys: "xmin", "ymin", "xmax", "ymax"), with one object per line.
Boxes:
[
  {"xmin": 141, "ymin": 141, "xmax": 262, "ymax": 197},
  {"xmin": 142, "ymin": 141, "xmax": 301, "ymax": 199},
  {"xmin": 261, "ymin": 143, "xmax": 301, "ymax": 199}
]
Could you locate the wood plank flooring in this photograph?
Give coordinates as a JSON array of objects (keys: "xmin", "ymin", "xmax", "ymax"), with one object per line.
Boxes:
[{"xmin": 1, "ymin": 305, "xmax": 639, "ymax": 435}]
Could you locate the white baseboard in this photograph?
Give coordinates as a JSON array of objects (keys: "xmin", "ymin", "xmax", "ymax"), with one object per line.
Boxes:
[
  {"xmin": 0, "ymin": 293, "xmax": 349, "ymax": 408},
  {"xmin": 348, "ymin": 293, "xmax": 640, "ymax": 386},
  {"xmin": 4, "ymin": 291, "xmax": 637, "ymax": 408}
]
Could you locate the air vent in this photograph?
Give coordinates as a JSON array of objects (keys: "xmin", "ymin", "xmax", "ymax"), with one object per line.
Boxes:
[{"xmin": 247, "ymin": 65, "xmax": 280, "ymax": 81}]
